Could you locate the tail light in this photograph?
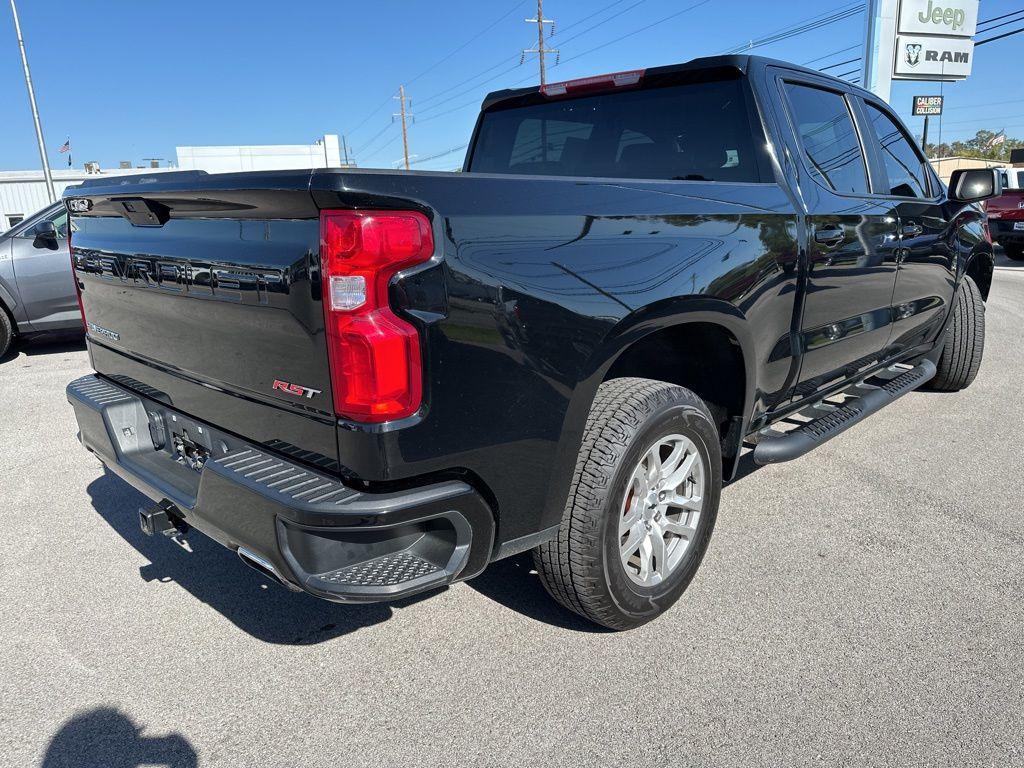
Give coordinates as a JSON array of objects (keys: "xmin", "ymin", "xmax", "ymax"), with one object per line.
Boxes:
[
  {"xmin": 67, "ymin": 218, "xmax": 86, "ymax": 329},
  {"xmin": 541, "ymin": 69, "xmax": 645, "ymax": 98},
  {"xmin": 319, "ymin": 210, "xmax": 433, "ymax": 423}
]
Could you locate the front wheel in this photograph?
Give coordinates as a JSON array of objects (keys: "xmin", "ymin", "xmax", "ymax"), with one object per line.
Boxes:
[
  {"xmin": 0, "ymin": 307, "xmax": 13, "ymax": 360},
  {"xmin": 927, "ymin": 276, "xmax": 985, "ymax": 392},
  {"xmin": 534, "ymin": 377, "xmax": 721, "ymax": 630}
]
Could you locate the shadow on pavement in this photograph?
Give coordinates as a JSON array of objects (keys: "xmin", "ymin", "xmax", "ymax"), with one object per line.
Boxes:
[
  {"xmin": 86, "ymin": 470, "xmax": 440, "ymax": 644},
  {"xmin": 0, "ymin": 334, "xmax": 85, "ymax": 365},
  {"xmin": 466, "ymin": 552, "xmax": 609, "ymax": 633},
  {"xmin": 41, "ymin": 707, "xmax": 197, "ymax": 768}
]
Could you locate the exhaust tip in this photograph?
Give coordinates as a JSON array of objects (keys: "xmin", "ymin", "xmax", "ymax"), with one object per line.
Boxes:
[{"xmin": 237, "ymin": 547, "xmax": 294, "ymax": 590}]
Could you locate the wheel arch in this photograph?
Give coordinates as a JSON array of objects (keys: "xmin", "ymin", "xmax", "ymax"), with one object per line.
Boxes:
[
  {"xmin": 965, "ymin": 248, "xmax": 994, "ymax": 301},
  {"xmin": 539, "ymin": 298, "xmax": 756, "ymax": 531}
]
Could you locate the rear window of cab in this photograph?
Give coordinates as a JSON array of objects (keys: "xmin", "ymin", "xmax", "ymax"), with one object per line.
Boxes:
[{"xmin": 469, "ymin": 79, "xmax": 761, "ymax": 183}]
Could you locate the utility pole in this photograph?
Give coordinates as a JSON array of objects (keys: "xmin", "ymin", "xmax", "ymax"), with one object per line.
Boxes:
[
  {"xmin": 522, "ymin": 0, "xmax": 558, "ymax": 86},
  {"xmin": 9, "ymin": 0, "xmax": 55, "ymax": 202},
  {"xmin": 921, "ymin": 115, "xmax": 930, "ymax": 157},
  {"xmin": 393, "ymin": 85, "xmax": 412, "ymax": 171},
  {"xmin": 341, "ymin": 135, "xmax": 352, "ymax": 167}
]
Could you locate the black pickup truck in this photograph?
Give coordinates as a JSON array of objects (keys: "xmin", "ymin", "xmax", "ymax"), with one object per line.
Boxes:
[{"xmin": 65, "ymin": 55, "xmax": 1001, "ymax": 630}]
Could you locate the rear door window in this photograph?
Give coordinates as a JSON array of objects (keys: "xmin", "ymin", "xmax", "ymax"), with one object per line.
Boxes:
[
  {"xmin": 470, "ymin": 79, "xmax": 761, "ymax": 182},
  {"xmin": 783, "ymin": 82, "xmax": 869, "ymax": 195}
]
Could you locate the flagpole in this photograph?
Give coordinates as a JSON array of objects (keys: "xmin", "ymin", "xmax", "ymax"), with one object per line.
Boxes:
[{"xmin": 9, "ymin": 0, "xmax": 55, "ymax": 203}]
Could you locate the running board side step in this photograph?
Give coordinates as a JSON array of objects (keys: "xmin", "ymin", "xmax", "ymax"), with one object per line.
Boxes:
[{"xmin": 753, "ymin": 359, "xmax": 936, "ymax": 465}]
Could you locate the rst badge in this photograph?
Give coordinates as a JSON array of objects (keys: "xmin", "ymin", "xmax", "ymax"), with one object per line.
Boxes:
[{"xmin": 272, "ymin": 379, "xmax": 322, "ymax": 400}]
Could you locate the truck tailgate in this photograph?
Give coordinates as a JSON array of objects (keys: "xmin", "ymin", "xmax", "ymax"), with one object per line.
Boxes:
[{"xmin": 68, "ymin": 171, "xmax": 341, "ymax": 471}]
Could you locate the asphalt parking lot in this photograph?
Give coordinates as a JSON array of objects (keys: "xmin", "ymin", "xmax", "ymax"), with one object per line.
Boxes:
[{"xmin": 2, "ymin": 253, "xmax": 1022, "ymax": 768}]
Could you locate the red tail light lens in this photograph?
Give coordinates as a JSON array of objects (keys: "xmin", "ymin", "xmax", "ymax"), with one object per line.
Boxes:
[{"xmin": 319, "ymin": 210, "xmax": 433, "ymax": 423}]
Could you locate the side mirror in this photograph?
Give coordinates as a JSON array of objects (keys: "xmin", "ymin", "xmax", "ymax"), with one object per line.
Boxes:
[
  {"xmin": 32, "ymin": 220, "xmax": 59, "ymax": 250},
  {"xmin": 948, "ymin": 168, "xmax": 1003, "ymax": 203}
]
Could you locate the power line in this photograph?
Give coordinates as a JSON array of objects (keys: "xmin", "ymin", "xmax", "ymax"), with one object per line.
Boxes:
[
  {"xmin": 721, "ymin": 2, "xmax": 861, "ymax": 54},
  {"xmin": 407, "ymin": 0, "xmax": 528, "ymax": 87},
  {"xmin": 976, "ymin": 26, "xmax": 1024, "ymax": 45},
  {"xmin": 941, "ymin": 97, "xmax": 1024, "ymax": 112},
  {"xmin": 353, "ymin": 121, "xmax": 394, "ymax": 155},
  {"xmin": 409, "ymin": 143, "xmax": 470, "ymax": 166},
  {"xmin": 555, "ymin": 0, "xmax": 714, "ymax": 70},
  {"xmin": 346, "ymin": 95, "xmax": 395, "ymax": 139},
  {"xmin": 417, "ymin": 56, "xmax": 522, "ymax": 110},
  {"xmin": 820, "ymin": 57, "xmax": 860, "ymax": 72},
  {"xmin": 977, "ymin": 7, "xmax": 1024, "ymax": 26},
  {"xmin": 359, "ymin": 133, "xmax": 402, "ymax": 165},
  {"xmin": 903, "ymin": 113, "xmax": 1024, "ymax": 128},
  {"xmin": 976, "ymin": 13, "xmax": 1024, "ymax": 34},
  {"xmin": 551, "ymin": 0, "xmax": 651, "ymax": 50},
  {"xmin": 802, "ymin": 44, "xmax": 860, "ymax": 66},
  {"xmin": 417, "ymin": 61, "xmax": 524, "ymax": 116},
  {"xmin": 347, "ymin": 1, "xmax": 525, "ymax": 137}
]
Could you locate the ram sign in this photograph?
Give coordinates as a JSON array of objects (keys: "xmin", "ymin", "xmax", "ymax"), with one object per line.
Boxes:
[{"xmin": 893, "ymin": 35, "xmax": 974, "ymax": 79}]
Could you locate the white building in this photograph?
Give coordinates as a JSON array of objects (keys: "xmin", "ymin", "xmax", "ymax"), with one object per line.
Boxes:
[
  {"xmin": 0, "ymin": 167, "xmax": 175, "ymax": 231},
  {"xmin": 176, "ymin": 134, "xmax": 345, "ymax": 173},
  {"xmin": 1, "ymin": 134, "xmax": 348, "ymax": 232}
]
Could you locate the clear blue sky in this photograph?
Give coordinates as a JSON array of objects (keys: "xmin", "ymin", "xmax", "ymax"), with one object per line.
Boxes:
[{"xmin": 2, "ymin": 0, "xmax": 1021, "ymax": 172}]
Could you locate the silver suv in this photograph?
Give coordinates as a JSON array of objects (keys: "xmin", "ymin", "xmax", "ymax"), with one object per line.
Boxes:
[{"xmin": 0, "ymin": 202, "xmax": 82, "ymax": 358}]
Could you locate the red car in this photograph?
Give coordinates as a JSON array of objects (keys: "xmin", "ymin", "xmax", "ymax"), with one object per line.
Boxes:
[{"xmin": 986, "ymin": 169, "xmax": 1024, "ymax": 261}]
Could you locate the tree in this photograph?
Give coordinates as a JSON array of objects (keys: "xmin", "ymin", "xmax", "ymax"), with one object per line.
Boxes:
[{"xmin": 927, "ymin": 130, "xmax": 1023, "ymax": 161}]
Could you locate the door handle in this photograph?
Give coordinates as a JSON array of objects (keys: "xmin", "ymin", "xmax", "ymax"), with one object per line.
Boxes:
[
  {"xmin": 902, "ymin": 223, "xmax": 924, "ymax": 238},
  {"xmin": 814, "ymin": 226, "xmax": 845, "ymax": 247}
]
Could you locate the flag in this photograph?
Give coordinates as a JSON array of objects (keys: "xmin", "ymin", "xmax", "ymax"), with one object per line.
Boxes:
[
  {"xmin": 58, "ymin": 139, "xmax": 70, "ymax": 153},
  {"xmin": 987, "ymin": 131, "xmax": 1006, "ymax": 149}
]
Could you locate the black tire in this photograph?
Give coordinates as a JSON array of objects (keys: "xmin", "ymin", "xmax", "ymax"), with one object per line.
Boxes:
[
  {"xmin": 927, "ymin": 276, "xmax": 985, "ymax": 392},
  {"xmin": 534, "ymin": 377, "xmax": 721, "ymax": 630},
  {"xmin": 1004, "ymin": 244, "xmax": 1024, "ymax": 262},
  {"xmin": 0, "ymin": 305, "xmax": 13, "ymax": 360}
]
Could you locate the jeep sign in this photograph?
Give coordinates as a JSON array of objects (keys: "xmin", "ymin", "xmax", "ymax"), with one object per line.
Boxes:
[
  {"xmin": 897, "ymin": 0, "xmax": 978, "ymax": 37},
  {"xmin": 893, "ymin": 35, "xmax": 974, "ymax": 79}
]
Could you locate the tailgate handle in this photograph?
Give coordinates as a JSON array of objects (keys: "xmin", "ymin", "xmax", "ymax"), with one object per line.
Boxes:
[{"xmin": 117, "ymin": 197, "xmax": 170, "ymax": 227}]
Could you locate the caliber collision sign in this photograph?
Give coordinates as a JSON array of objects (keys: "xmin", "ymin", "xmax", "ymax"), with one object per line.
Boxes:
[{"xmin": 912, "ymin": 95, "xmax": 944, "ymax": 115}]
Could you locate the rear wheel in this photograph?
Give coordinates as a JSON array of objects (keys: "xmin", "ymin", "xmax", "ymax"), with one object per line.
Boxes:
[
  {"xmin": 0, "ymin": 306, "xmax": 13, "ymax": 360},
  {"xmin": 927, "ymin": 276, "xmax": 985, "ymax": 392},
  {"xmin": 1004, "ymin": 243, "xmax": 1024, "ymax": 262},
  {"xmin": 534, "ymin": 377, "xmax": 721, "ymax": 630}
]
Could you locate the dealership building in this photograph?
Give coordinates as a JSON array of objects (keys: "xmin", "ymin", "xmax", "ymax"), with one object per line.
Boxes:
[{"xmin": 1, "ymin": 134, "xmax": 347, "ymax": 231}]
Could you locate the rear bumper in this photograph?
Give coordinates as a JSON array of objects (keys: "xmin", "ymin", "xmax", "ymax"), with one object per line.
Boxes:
[{"xmin": 67, "ymin": 375, "xmax": 495, "ymax": 602}]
